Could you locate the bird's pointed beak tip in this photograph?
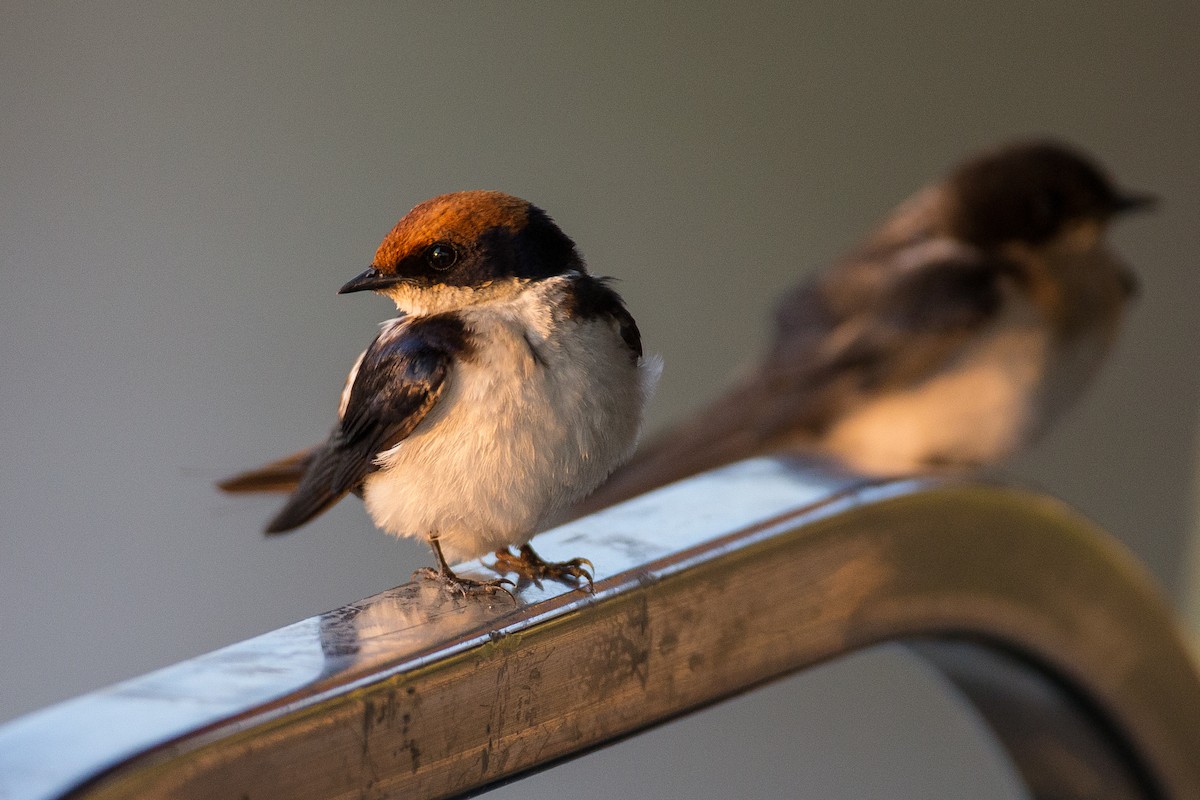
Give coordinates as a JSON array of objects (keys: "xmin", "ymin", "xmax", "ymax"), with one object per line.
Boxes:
[
  {"xmin": 338, "ymin": 267, "xmax": 387, "ymax": 295},
  {"xmin": 1112, "ymin": 191, "xmax": 1158, "ymax": 215}
]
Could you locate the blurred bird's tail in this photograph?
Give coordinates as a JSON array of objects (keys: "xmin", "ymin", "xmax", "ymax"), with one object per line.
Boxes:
[{"xmin": 572, "ymin": 377, "xmax": 794, "ymax": 516}]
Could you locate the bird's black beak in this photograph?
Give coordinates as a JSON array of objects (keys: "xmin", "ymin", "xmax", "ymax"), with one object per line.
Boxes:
[
  {"xmin": 1111, "ymin": 191, "xmax": 1158, "ymax": 215},
  {"xmin": 338, "ymin": 267, "xmax": 400, "ymax": 294}
]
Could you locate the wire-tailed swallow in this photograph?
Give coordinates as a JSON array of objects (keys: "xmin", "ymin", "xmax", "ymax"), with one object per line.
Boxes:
[
  {"xmin": 220, "ymin": 191, "xmax": 660, "ymax": 595},
  {"xmin": 579, "ymin": 140, "xmax": 1153, "ymax": 511}
]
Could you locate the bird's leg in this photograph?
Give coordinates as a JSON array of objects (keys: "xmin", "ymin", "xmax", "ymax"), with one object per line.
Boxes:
[
  {"xmin": 414, "ymin": 537, "xmax": 516, "ymax": 601},
  {"xmin": 492, "ymin": 544, "xmax": 594, "ymax": 593}
]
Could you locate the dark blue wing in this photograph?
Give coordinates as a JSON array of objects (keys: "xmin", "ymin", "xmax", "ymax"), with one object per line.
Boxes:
[
  {"xmin": 566, "ymin": 274, "xmax": 642, "ymax": 361},
  {"xmin": 264, "ymin": 314, "xmax": 471, "ymax": 534}
]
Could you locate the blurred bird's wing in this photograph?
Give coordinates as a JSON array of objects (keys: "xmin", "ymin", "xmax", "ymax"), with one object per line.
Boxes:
[
  {"xmin": 759, "ymin": 238, "xmax": 1009, "ymax": 434},
  {"xmin": 259, "ymin": 317, "xmax": 462, "ymax": 534},
  {"xmin": 579, "ymin": 239, "xmax": 1009, "ymax": 511}
]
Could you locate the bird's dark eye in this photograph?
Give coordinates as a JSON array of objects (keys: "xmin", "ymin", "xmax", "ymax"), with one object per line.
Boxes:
[
  {"xmin": 424, "ymin": 242, "xmax": 458, "ymax": 271},
  {"xmin": 1029, "ymin": 190, "xmax": 1067, "ymax": 239}
]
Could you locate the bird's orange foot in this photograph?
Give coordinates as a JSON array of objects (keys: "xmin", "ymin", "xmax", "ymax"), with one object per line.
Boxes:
[
  {"xmin": 492, "ymin": 544, "xmax": 595, "ymax": 593},
  {"xmin": 412, "ymin": 566, "xmax": 516, "ymax": 602}
]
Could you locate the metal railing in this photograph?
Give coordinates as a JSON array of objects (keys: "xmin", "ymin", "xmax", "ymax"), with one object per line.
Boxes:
[{"xmin": 2, "ymin": 458, "xmax": 1198, "ymax": 799}]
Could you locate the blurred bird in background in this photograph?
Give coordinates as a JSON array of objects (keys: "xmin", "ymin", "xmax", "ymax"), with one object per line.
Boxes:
[
  {"xmin": 220, "ymin": 191, "xmax": 659, "ymax": 594},
  {"xmin": 579, "ymin": 140, "xmax": 1153, "ymax": 513}
]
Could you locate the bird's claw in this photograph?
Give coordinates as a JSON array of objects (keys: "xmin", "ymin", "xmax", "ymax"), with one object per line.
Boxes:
[
  {"xmin": 492, "ymin": 546, "xmax": 595, "ymax": 593},
  {"xmin": 413, "ymin": 566, "xmax": 517, "ymax": 602}
]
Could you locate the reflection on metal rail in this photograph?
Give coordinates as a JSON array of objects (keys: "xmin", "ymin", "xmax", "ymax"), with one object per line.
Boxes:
[{"xmin": 1, "ymin": 458, "xmax": 1198, "ymax": 799}]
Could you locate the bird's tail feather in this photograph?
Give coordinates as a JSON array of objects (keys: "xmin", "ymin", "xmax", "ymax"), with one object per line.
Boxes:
[{"xmin": 216, "ymin": 447, "xmax": 316, "ymax": 494}]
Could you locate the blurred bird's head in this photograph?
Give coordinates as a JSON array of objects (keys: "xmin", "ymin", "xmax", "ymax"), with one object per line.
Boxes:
[
  {"xmin": 944, "ymin": 140, "xmax": 1155, "ymax": 250},
  {"xmin": 338, "ymin": 191, "xmax": 584, "ymax": 314}
]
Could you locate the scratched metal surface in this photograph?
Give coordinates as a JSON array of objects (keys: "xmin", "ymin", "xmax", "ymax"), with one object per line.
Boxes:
[
  {"xmin": 66, "ymin": 472, "xmax": 1200, "ymax": 799},
  {"xmin": 0, "ymin": 458, "xmax": 865, "ymax": 800}
]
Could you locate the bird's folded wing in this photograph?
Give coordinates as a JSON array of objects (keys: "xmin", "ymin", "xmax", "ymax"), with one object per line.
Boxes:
[{"xmin": 262, "ymin": 318, "xmax": 460, "ymax": 534}]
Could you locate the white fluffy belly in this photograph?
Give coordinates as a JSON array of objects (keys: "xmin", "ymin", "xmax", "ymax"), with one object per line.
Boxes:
[{"xmin": 362, "ymin": 312, "xmax": 648, "ymax": 561}]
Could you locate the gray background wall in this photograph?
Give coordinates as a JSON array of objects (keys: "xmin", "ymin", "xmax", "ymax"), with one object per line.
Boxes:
[{"xmin": 2, "ymin": 3, "xmax": 1197, "ymax": 797}]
